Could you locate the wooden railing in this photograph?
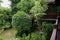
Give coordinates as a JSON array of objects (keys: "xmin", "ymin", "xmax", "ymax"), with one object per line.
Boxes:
[
  {"xmin": 50, "ymin": 29, "xmax": 57, "ymax": 40},
  {"xmin": 50, "ymin": 19, "xmax": 58, "ymax": 40},
  {"xmin": 41, "ymin": 19, "xmax": 57, "ymax": 21}
]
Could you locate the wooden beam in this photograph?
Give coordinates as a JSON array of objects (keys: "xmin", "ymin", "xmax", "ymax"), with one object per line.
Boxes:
[{"xmin": 41, "ymin": 19, "xmax": 57, "ymax": 21}]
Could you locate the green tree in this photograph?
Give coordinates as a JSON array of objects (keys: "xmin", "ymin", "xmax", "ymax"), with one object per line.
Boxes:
[
  {"xmin": 12, "ymin": 11, "xmax": 32, "ymax": 36},
  {"xmin": 30, "ymin": 0, "xmax": 48, "ymax": 31},
  {"xmin": 10, "ymin": 0, "xmax": 36, "ymax": 14},
  {"xmin": 0, "ymin": 7, "xmax": 12, "ymax": 29},
  {"xmin": 16, "ymin": 0, "xmax": 35, "ymax": 13},
  {"xmin": 11, "ymin": 0, "xmax": 48, "ymax": 37},
  {"xmin": 10, "ymin": 0, "xmax": 21, "ymax": 15}
]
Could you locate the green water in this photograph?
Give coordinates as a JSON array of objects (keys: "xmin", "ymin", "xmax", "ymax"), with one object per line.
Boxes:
[{"xmin": 0, "ymin": 28, "xmax": 19, "ymax": 40}]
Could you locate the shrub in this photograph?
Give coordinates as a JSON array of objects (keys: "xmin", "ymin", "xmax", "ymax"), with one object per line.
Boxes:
[
  {"xmin": 4, "ymin": 22, "xmax": 11, "ymax": 28},
  {"xmin": 42, "ymin": 22, "xmax": 53, "ymax": 40},
  {"xmin": 0, "ymin": 7, "xmax": 12, "ymax": 29},
  {"xmin": 16, "ymin": 0, "xmax": 35, "ymax": 13},
  {"xmin": 12, "ymin": 11, "xmax": 32, "ymax": 36},
  {"xmin": 0, "ymin": 14, "xmax": 4, "ymax": 29},
  {"xmin": 20, "ymin": 32, "xmax": 46, "ymax": 40}
]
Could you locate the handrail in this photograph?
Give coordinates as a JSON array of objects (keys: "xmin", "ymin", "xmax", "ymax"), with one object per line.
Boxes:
[
  {"xmin": 41, "ymin": 19, "xmax": 57, "ymax": 21},
  {"xmin": 41, "ymin": 19, "xmax": 58, "ymax": 25},
  {"xmin": 50, "ymin": 29, "xmax": 57, "ymax": 40},
  {"xmin": 50, "ymin": 19, "xmax": 58, "ymax": 40},
  {"xmin": 54, "ymin": 19, "xmax": 58, "ymax": 25}
]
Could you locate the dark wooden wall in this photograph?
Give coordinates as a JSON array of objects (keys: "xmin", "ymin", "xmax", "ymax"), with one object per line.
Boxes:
[
  {"xmin": 55, "ymin": 0, "xmax": 60, "ymax": 5},
  {"xmin": 42, "ymin": 4, "xmax": 57, "ymax": 19}
]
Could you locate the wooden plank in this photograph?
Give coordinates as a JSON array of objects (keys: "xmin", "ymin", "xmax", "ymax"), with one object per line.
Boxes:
[{"xmin": 50, "ymin": 29, "xmax": 57, "ymax": 40}]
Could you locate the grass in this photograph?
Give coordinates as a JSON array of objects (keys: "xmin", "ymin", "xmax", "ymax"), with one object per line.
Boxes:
[{"xmin": 0, "ymin": 28, "xmax": 19, "ymax": 40}]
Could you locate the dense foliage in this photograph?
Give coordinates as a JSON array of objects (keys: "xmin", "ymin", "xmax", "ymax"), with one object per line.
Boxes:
[
  {"xmin": 30, "ymin": 0, "xmax": 48, "ymax": 31},
  {"xmin": 0, "ymin": 7, "xmax": 12, "ymax": 29},
  {"xmin": 11, "ymin": 0, "xmax": 48, "ymax": 35},
  {"xmin": 12, "ymin": 11, "xmax": 32, "ymax": 36},
  {"xmin": 0, "ymin": 0, "xmax": 54, "ymax": 40},
  {"xmin": 0, "ymin": 14, "xmax": 4, "ymax": 29},
  {"xmin": 42, "ymin": 22, "xmax": 53, "ymax": 40},
  {"xmin": 20, "ymin": 32, "xmax": 46, "ymax": 40},
  {"xmin": 18, "ymin": 22, "xmax": 53, "ymax": 40}
]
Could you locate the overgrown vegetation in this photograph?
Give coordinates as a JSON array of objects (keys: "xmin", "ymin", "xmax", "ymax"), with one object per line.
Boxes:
[
  {"xmin": 18, "ymin": 22, "xmax": 53, "ymax": 40},
  {"xmin": 11, "ymin": 0, "xmax": 48, "ymax": 36},
  {"xmin": 12, "ymin": 11, "xmax": 32, "ymax": 36},
  {"xmin": 42, "ymin": 22, "xmax": 53, "ymax": 40},
  {"xmin": 0, "ymin": 7, "xmax": 12, "ymax": 30},
  {"xmin": 0, "ymin": 0, "xmax": 54, "ymax": 40},
  {"xmin": 19, "ymin": 32, "xmax": 46, "ymax": 40}
]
